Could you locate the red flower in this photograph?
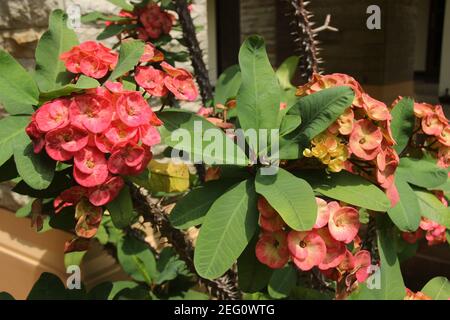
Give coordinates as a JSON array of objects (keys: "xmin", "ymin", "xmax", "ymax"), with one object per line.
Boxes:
[
  {"xmin": 161, "ymin": 62, "xmax": 198, "ymax": 101},
  {"xmin": 70, "ymin": 93, "xmax": 114, "ymax": 133},
  {"xmin": 135, "ymin": 66, "xmax": 168, "ymax": 97},
  {"xmin": 45, "ymin": 125, "xmax": 89, "ymax": 161},
  {"xmin": 73, "ymin": 146, "xmax": 109, "ymax": 187},
  {"xmin": 288, "ymin": 230, "xmax": 326, "ymax": 271},
  {"xmin": 255, "ymin": 231, "xmax": 290, "ymax": 269},
  {"xmin": 35, "ymin": 98, "xmax": 70, "ymax": 132},
  {"xmin": 116, "ymin": 92, "xmax": 153, "ymax": 127},
  {"xmin": 60, "ymin": 41, "xmax": 118, "ymax": 79},
  {"xmin": 108, "ymin": 142, "xmax": 152, "ymax": 176},
  {"xmin": 54, "ymin": 186, "xmax": 88, "ymax": 213},
  {"xmin": 139, "ymin": 43, "xmax": 164, "ymax": 63},
  {"xmin": 139, "ymin": 124, "xmax": 161, "ymax": 147},
  {"xmin": 139, "ymin": 4, "xmax": 174, "ymax": 39},
  {"xmin": 26, "ymin": 116, "xmax": 45, "ymax": 154},
  {"xmin": 88, "ymin": 176, "xmax": 124, "ymax": 206},
  {"xmin": 104, "ymin": 120, "xmax": 139, "ymax": 146}
]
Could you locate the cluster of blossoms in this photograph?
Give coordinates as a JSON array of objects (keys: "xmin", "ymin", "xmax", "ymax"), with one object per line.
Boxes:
[
  {"xmin": 401, "ymin": 102, "xmax": 449, "ymax": 246},
  {"xmin": 61, "ymin": 39, "xmax": 198, "ymax": 102},
  {"xmin": 255, "ymin": 196, "xmax": 371, "ymax": 292},
  {"xmin": 25, "ymin": 40, "xmax": 178, "ymax": 240},
  {"xmin": 135, "ymin": 57, "xmax": 198, "ymax": 102},
  {"xmin": 60, "ymin": 41, "xmax": 118, "ymax": 79},
  {"xmin": 298, "ymin": 74, "xmax": 400, "ymax": 206},
  {"xmin": 412, "ymin": 102, "xmax": 450, "ymax": 168},
  {"xmin": 26, "ymin": 80, "xmax": 162, "ymax": 208},
  {"xmin": 105, "ymin": 3, "xmax": 175, "ymax": 41}
]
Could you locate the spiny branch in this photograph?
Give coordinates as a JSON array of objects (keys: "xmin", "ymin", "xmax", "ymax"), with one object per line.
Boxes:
[
  {"xmin": 173, "ymin": 0, "xmax": 213, "ymax": 105},
  {"xmin": 129, "ymin": 184, "xmax": 241, "ymax": 300},
  {"xmin": 287, "ymin": 0, "xmax": 338, "ymax": 81}
]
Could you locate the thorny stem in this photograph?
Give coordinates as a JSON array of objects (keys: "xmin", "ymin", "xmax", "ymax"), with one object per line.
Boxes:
[
  {"xmin": 173, "ymin": 0, "xmax": 213, "ymax": 105},
  {"xmin": 129, "ymin": 183, "xmax": 242, "ymax": 300}
]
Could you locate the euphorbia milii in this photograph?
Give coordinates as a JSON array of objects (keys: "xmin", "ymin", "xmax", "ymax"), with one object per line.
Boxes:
[
  {"xmin": 35, "ymin": 98, "xmax": 70, "ymax": 132},
  {"xmin": 327, "ymin": 202, "xmax": 360, "ymax": 244},
  {"xmin": 255, "ymin": 231, "xmax": 290, "ymax": 269},
  {"xmin": 349, "ymin": 119, "xmax": 383, "ymax": 161},
  {"xmin": 287, "ymin": 230, "xmax": 326, "ymax": 271}
]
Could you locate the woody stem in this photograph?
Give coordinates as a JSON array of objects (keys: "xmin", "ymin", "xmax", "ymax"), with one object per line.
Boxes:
[{"xmin": 173, "ymin": 0, "xmax": 214, "ymax": 105}]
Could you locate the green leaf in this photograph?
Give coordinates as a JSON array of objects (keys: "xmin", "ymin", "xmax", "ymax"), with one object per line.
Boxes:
[
  {"xmin": 117, "ymin": 235, "xmax": 157, "ymax": 285},
  {"xmin": 297, "ymin": 170, "xmax": 391, "ymax": 212},
  {"xmin": 0, "ymin": 116, "xmax": 30, "ymax": 167},
  {"xmin": 390, "ymin": 97, "xmax": 415, "ymax": 154},
  {"xmin": 194, "ymin": 180, "xmax": 258, "ymax": 279},
  {"xmin": 154, "ymin": 248, "xmax": 189, "ymax": 284},
  {"xmin": 158, "ymin": 109, "xmax": 248, "ymax": 165},
  {"xmin": 64, "ymin": 251, "xmax": 87, "ymax": 268},
  {"xmin": 236, "ymin": 36, "xmax": 280, "ymax": 148},
  {"xmin": 280, "ymin": 114, "xmax": 301, "ymax": 137},
  {"xmin": 255, "ymin": 167, "xmax": 317, "ymax": 231},
  {"xmin": 34, "ymin": 9, "xmax": 79, "ymax": 92},
  {"xmin": 421, "ymin": 277, "xmax": 450, "ymax": 300},
  {"xmin": 12, "ymin": 169, "xmax": 72, "ymax": 198},
  {"xmin": 415, "ymin": 190, "xmax": 450, "ymax": 228},
  {"xmin": 0, "ymin": 157, "xmax": 19, "ymax": 183},
  {"xmin": 0, "ymin": 292, "xmax": 15, "ymax": 300},
  {"xmin": 397, "ymin": 158, "xmax": 447, "ymax": 189},
  {"xmin": 106, "ymin": 185, "xmax": 138, "ymax": 229},
  {"xmin": 387, "ymin": 176, "xmax": 421, "ymax": 231},
  {"xmin": 88, "ymin": 281, "xmax": 139, "ymax": 300},
  {"xmin": 351, "ymin": 217, "xmax": 405, "ymax": 300},
  {"xmin": 214, "ymin": 65, "xmax": 242, "ymax": 105},
  {"xmin": 109, "ymin": 39, "xmax": 144, "ymax": 80},
  {"xmin": 107, "ymin": 0, "xmax": 134, "ymax": 11},
  {"xmin": 81, "ymin": 11, "xmax": 131, "ymax": 23},
  {"xmin": 0, "ymin": 50, "xmax": 38, "ymax": 115},
  {"xmin": 97, "ymin": 24, "xmax": 129, "ymax": 40},
  {"xmin": 13, "ymin": 133, "xmax": 55, "ymax": 190},
  {"xmin": 268, "ymin": 265, "xmax": 297, "ymax": 299},
  {"xmin": 276, "ymin": 56, "xmax": 300, "ymax": 90},
  {"xmin": 39, "ymin": 76, "xmax": 100, "ymax": 101},
  {"xmin": 16, "ymin": 200, "xmax": 33, "ymax": 218},
  {"xmin": 288, "ymin": 86, "xmax": 354, "ymax": 146},
  {"xmin": 27, "ymin": 273, "xmax": 67, "ymax": 300},
  {"xmin": 170, "ymin": 180, "xmax": 238, "ymax": 229},
  {"xmin": 237, "ymin": 235, "xmax": 273, "ymax": 293}
]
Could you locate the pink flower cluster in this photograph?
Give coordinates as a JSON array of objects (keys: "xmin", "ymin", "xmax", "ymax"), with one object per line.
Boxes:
[
  {"xmin": 135, "ymin": 61, "xmax": 198, "ymax": 102},
  {"xmin": 298, "ymin": 74, "xmax": 400, "ymax": 206},
  {"xmin": 401, "ymin": 103, "xmax": 449, "ymax": 246},
  {"xmin": 402, "ymin": 191, "xmax": 448, "ymax": 246},
  {"xmin": 255, "ymin": 197, "xmax": 371, "ymax": 288},
  {"xmin": 60, "ymin": 41, "xmax": 118, "ymax": 79},
  {"xmin": 26, "ymin": 81, "xmax": 162, "ymax": 211},
  {"xmin": 413, "ymin": 102, "xmax": 450, "ymax": 168},
  {"xmin": 137, "ymin": 3, "xmax": 175, "ymax": 40}
]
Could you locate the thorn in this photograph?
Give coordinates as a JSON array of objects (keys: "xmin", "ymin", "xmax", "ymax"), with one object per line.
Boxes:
[{"xmin": 312, "ymin": 14, "xmax": 339, "ymax": 33}]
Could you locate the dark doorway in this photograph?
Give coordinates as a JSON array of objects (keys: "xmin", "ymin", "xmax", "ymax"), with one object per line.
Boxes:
[
  {"xmin": 215, "ymin": 0, "xmax": 241, "ymax": 74},
  {"xmin": 425, "ymin": 0, "xmax": 446, "ymax": 82}
]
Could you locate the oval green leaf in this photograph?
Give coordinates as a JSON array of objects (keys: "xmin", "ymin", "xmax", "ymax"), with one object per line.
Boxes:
[
  {"xmin": 194, "ymin": 180, "xmax": 258, "ymax": 280},
  {"xmin": 256, "ymin": 167, "xmax": 317, "ymax": 231}
]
